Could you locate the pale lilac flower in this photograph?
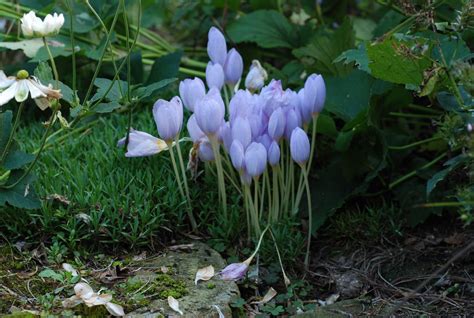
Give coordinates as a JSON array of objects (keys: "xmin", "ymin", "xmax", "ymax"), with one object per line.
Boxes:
[
  {"xmin": 187, "ymin": 115, "xmax": 205, "ymax": 142},
  {"xmin": 268, "ymin": 108, "xmax": 286, "ymax": 141},
  {"xmin": 117, "ymin": 130, "xmax": 168, "ymax": 158},
  {"xmin": 20, "ymin": 11, "xmax": 64, "ymax": 37},
  {"xmin": 224, "ymin": 48, "xmax": 243, "ymax": 85},
  {"xmin": 290, "ymin": 127, "xmax": 310, "ymax": 165},
  {"xmin": 195, "ymin": 90, "xmax": 225, "ymax": 135},
  {"xmin": 206, "ymin": 62, "xmax": 225, "ymax": 90},
  {"xmin": 468, "ymin": 123, "xmax": 473, "ymax": 132},
  {"xmin": 0, "ymin": 70, "xmax": 61, "ymax": 110},
  {"xmin": 152, "ymin": 96, "xmax": 183, "ymax": 142},
  {"xmin": 303, "ymin": 74, "xmax": 326, "ymax": 115},
  {"xmin": 230, "ymin": 140, "xmax": 245, "ymax": 171},
  {"xmin": 268, "ymin": 141, "xmax": 280, "ymax": 166},
  {"xmin": 297, "ymin": 88, "xmax": 312, "ymax": 124},
  {"xmin": 198, "ymin": 139, "xmax": 215, "ymax": 161},
  {"xmin": 179, "ymin": 77, "xmax": 206, "ymax": 112},
  {"xmin": 285, "ymin": 108, "xmax": 302, "ymax": 139},
  {"xmin": 245, "ymin": 60, "xmax": 267, "ymax": 91},
  {"xmin": 218, "ymin": 122, "xmax": 233, "ymax": 151},
  {"xmin": 219, "ymin": 262, "xmax": 249, "ymax": 281},
  {"xmin": 256, "ymin": 134, "xmax": 272, "ymax": 151},
  {"xmin": 231, "ymin": 116, "xmax": 252, "ymax": 149},
  {"xmin": 229, "ymin": 89, "xmax": 253, "ymax": 122},
  {"xmin": 207, "ymin": 27, "xmax": 227, "ymax": 66},
  {"xmin": 244, "ymin": 142, "xmax": 267, "ymax": 178},
  {"xmin": 261, "ymin": 79, "xmax": 289, "ymax": 116}
]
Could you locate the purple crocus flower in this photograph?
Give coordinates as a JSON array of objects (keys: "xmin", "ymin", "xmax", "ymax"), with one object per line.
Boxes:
[
  {"xmin": 241, "ymin": 172, "xmax": 252, "ymax": 186},
  {"xmin": 285, "ymin": 108, "xmax": 302, "ymax": 140},
  {"xmin": 290, "ymin": 127, "xmax": 310, "ymax": 165},
  {"xmin": 256, "ymin": 133, "xmax": 272, "ymax": 151},
  {"xmin": 198, "ymin": 139, "xmax": 215, "ymax": 162},
  {"xmin": 152, "ymin": 96, "xmax": 183, "ymax": 142},
  {"xmin": 218, "ymin": 121, "xmax": 232, "ymax": 151},
  {"xmin": 303, "ymin": 74, "xmax": 326, "ymax": 115},
  {"xmin": 219, "ymin": 262, "xmax": 249, "ymax": 281},
  {"xmin": 261, "ymin": 79, "xmax": 288, "ymax": 117},
  {"xmin": 117, "ymin": 129, "xmax": 168, "ymax": 157},
  {"xmin": 195, "ymin": 90, "xmax": 225, "ymax": 136},
  {"xmin": 268, "ymin": 141, "xmax": 280, "ymax": 166},
  {"xmin": 230, "ymin": 140, "xmax": 245, "ymax": 171},
  {"xmin": 224, "ymin": 48, "xmax": 243, "ymax": 85},
  {"xmin": 179, "ymin": 77, "xmax": 206, "ymax": 112},
  {"xmin": 244, "ymin": 142, "xmax": 267, "ymax": 178},
  {"xmin": 297, "ymin": 88, "xmax": 312, "ymax": 125},
  {"xmin": 231, "ymin": 116, "xmax": 252, "ymax": 149},
  {"xmin": 206, "ymin": 62, "xmax": 225, "ymax": 90},
  {"xmin": 229, "ymin": 89, "xmax": 253, "ymax": 122},
  {"xmin": 187, "ymin": 114, "xmax": 205, "ymax": 142},
  {"xmin": 207, "ymin": 26, "xmax": 227, "ymax": 66},
  {"xmin": 268, "ymin": 108, "xmax": 286, "ymax": 141}
]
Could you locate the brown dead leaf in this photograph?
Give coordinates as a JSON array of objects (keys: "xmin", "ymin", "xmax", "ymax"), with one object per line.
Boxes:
[
  {"xmin": 251, "ymin": 287, "xmax": 277, "ymax": 305},
  {"xmin": 46, "ymin": 193, "xmax": 70, "ymax": 205}
]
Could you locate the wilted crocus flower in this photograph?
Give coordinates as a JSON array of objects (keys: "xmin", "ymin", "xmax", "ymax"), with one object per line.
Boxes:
[
  {"xmin": 219, "ymin": 262, "xmax": 249, "ymax": 281},
  {"xmin": 207, "ymin": 26, "xmax": 227, "ymax": 66},
  {"xmin": 244, "ymin": 142, "xmax": 267, "ymax": 178},
  {"xmin": 230, "ymin": 140, "xmax": 245, "ymax": 171},
  {"xmin": 20, "ymin": 11, "xmax": 64, "ymax": 37},
  {"xmin": 0, "ymin": 70, "xmax": 61, "ymax": 109},
  {"xmin": 268, "ymin": 141, "xmax": 280, "ymax": 166},
  {"xmin": 224, "ymin": 48, "xmax": 243, "ymax": 86},
  {"xmin": 198, "ymin": 139, "xmax": 215, "ymax": 161},
  {"xmin": 303, "ymin": 74, "xmax": 326, "ymax": 115},
  {"xmin": 268, "ymin": 108, "xmax": 286, "ymax": 141},
  {"xmin": 179, "ymin": 77, "xmax": 206, "ymax": 112},
  {"xmin": 245, "ymin": 60, "xmax": 267, "ymax": 92},
  {"xmin": 261, "ymin": 79, "xmax": 288, "ymax": 116},
  {"xmin": 290, "ymin": 127, "xmax": 310, "ymax": 165},
  {"xmin": 231, "ymin": 116, "xmax": 252, "ymax": 149},
  {"xmin": 206, "ymin": 62, "xmax": 225, "ymax": 90},
  {"xmin": 195, "ymin": 90, "xmax": 225, "ymax": 136},
  {"xmin": 152, "ymin": 96, "xmax": 183, "ymax": 142},
  {"xmin": 117, "ymin": 129, "xmax": 168, "ymax": 158}
]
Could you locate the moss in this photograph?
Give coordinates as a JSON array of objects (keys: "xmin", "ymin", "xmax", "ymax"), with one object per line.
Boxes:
[
  {"xmin": 207, "ymin": 283, "xmax": 216, "ymax": 289},
  {"xmin": 120, "ymin": 273, "xmax": 188, "ymax": 300}
]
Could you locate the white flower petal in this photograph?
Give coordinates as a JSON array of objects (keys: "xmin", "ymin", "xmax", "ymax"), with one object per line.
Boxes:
[
  {"xmin": 0, "ymin": 71, "xmax": 15, "ymax": 90},
  {"xmin": 0, "ymin": 81, "xmax": 18, "ymax": 106},
  {"xmin": 27, "ymin": 79, "xmax": 46, "ymax": 99},
  {"xmin": 168, "ymin": 296, "xmax": 183, "ymax": 315},
  {"xmin": 194, "ymin": 265, "xmax": 215, "ymax": 285},
  {"xmin": 105, "ymin": 302, "xmax": 125, "ymax": 317},
  {"xmin": 15, "ymin": 79, "xmax": 29, "ymax": 102}
]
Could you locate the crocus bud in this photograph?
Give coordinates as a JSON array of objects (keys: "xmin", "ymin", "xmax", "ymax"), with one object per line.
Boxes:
[
  {"xmin": 152, "ymin": 96, "xmax": 183, "ymax": 142},
  {"xmin": 230, "ymin": 140, "xmax": 245, "ymax": 171},
  {"xmin": 297, "ymin": 88, "xmax": 312, "ymax": 125},
  {"xmin": 290, "ymin": 127, "xmax": 310, "ymax": 165},
  {"xmin": 245, "ymin": 60, "xmax": 267, "ymax": 91},
  {"xmin": 219, "ymin": 262, "xmax": 249, "ymax": 281},
  {"xmin": 207, "ymin": 27, "xmax": 227, "ymax": 66},
  {"xmin": 285, "ymin": 108, "xmax": 302, "ymax": 139},
  {"xmin": 198, "ymin": 139, "xmax": 215, "ymax": 162},
  {"xmin": 268, "ymin": 141, "xmax": 280, "ymax": 166},
  {"xmin": 244, "ymin": 142, "xmax": 267, "ymax": 178},
  {"xmin": 117, "ymin": 130, "xmax": 168, "ymax": 158},
  {"xmin": 256, "ymin": 134, "xmax": 272, "ymax": 151},
  {"xmin": 303, "ymin": 74, "xmax": 326, "ymax": 115},
  {"xmin": 179, "ymin": 77, "xmax": 206, "ymax": 112},
  {"xmin": 206, "ymin": 62, "xmax": 225, "ymax": 90},
  {"xmin": 187, "ymin": 115, "xmax": 205, "ymax": 142},
  {"xmin": 268, "ymin": 108, "xmax": 286, "ymax": 141},
  {"xmin": 219, "ymin": 122, "xmax": 232, "ymax": 151},
  {"xmin": 232, "ymin": 117, "xmax": 252, "ymax": 149},
  {"xmin": 195, "ymin": 92, "xmax": 225, "ymax": 136},
  {"xmin": 224, "ymin": 48, "xmax": 243, "ymax": 85},
  {"xmin": 229, "ymin": 89, "xmax": 253, "ymax": 122}
]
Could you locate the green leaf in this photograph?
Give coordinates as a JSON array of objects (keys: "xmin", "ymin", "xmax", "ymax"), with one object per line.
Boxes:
[
  {"xmin": 62, "ymin": 3, "xmax": 100, "ymax": 34},
  {"xmin": 367, "ymin": 37, "xmax": 432, "ymax": 85},
  {"xmin": 146, "ymin": 51, "xmax": 182, "ymax": 84},
  {"xmin": 94, "ymin": 101, "xmax": 122, "ymax": 113},
  {"xmin": 334, "ymin": 44, "xmax": 370, "ymax": 73},
  {"xmin": 373, "ymin": 10, "xmax": 405, "ymax": 37},
  {"xmin": 34, "ymin": 62, "xmax": 75, "ymax": 104},
  {"xmin": 426, "ymin": 154, "xmax": 467, "ymax": 197},
  {"xmin": 91, "ymin": 78, "xmax": 128, "ymax": 103},
  {"xmin": 0, "ymin": 111, "xmax": 13, "ymax": 156},
  {"xmin": 3, "ymin": 150, "xmax": 34, "ymax": 170},
  {"xmin": 0, "ymin": 39, "xmax": 43, "ymax": 58},
  {"xmin": 31, "ymin": 42, "xmax": 71, "ymax": 62},
  {"xmin": 353, "ymin": 18, "xmax": 377, "ymax": 41},
  {"xmin": 293, "ymin": 19, "xmax": 355, "ymax": 76},
  {"xmin": 227, "ymin": 10, "xmax": 297, "ymax": 49},
  {"xmin": 0, "ymin": 171, "xmax": 40, "ymax": 209},
  {"xmin": 134, "ymin": 78, "xmax": 177, "ymax": 101},
  {"xmin": 39, "ymin": 269, "xmax": 64, "ymax": 282},
  {"xmin": 316, "ymin": 114, "xmax": 337, "ymax": 138}
]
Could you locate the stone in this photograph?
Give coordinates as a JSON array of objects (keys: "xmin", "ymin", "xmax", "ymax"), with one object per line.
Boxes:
[{"xmin": 126, "ymin": 242, "xmax": 239, "ymax": 317}]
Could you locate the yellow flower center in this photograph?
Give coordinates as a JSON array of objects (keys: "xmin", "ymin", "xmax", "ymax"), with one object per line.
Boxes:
[{"xmin": 17, "ymin": 70, "xmax": 29, "ymax": 79}]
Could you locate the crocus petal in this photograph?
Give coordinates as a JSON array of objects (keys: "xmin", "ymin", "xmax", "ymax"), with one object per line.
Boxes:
[
  {"xmin": 120, "ymin": 130, "xmax": 168, "ymax": 157},
  {"xmin": 231, "ymin": 116, "xmax": 252, "ymax": 149},
  {"xmin": 290, "ymin": 127, "xmax": 310, "ymax": 165},
  {"xmin": 179, "ymin": 77, "xmax": 206, "ymax": 112},
  {"xmin": 268, "ymin": 141, "xmax": 280, "ymax": 166},
  {"xmin": 207, "ymin": 27, "xmax": 227, "ymax": 66},
  {"xmin": 230, "ymin": 140, "xmax": 245, "ymax": 171},
  {"xmin": 219, "ymin": 262, "xmax": 249, "ymax": 281},
  {"xmin": 0, "ymin": 81, "xmax": 17, "ymax": 106},
  {"xmin": 224, "ymin": 48, "xmax": 243, "ymax": 85},
  {"xmin": 198, "ymin": 139, "xmax": 215, "ymax": 162},
  {"xmin": 244, "ymin": 142, "xmax": 267, "ymax": 178},
  {"xmin": 206, "ymin": 62, "xmax": 225, "ymax": 90}
]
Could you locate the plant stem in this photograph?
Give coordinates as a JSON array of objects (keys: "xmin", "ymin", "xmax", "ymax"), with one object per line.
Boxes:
[
  {"xmin": 42, "ymin": 37, "xmax": 59, "ymax": 88},
  {"xmin": 388, "ymin": 136, "xmax": 443, "ymax": 150},
  {"xmin": 244, "ymin": 224, "xmax": 271, "ymax": 265},
  {"xmin": 210, "ymin": 137, "xmax": 227, "ymax": 216},
  {"xmin": 0, "ymin": 102, "xmax": 25, "ymax": 163},
  {"xmin": 301, "ymin": 166, "xmax": 313, "ymax": 270},
  {"xmin": 269, "ymin": 229, "xmax": 291, "ymax": 287},
  {"xmin": 167, "ymin": 142, "xmax": 185, "ymax": 199},
  {"xmin": 67, "ymin": 0, "xmax": 77, "ymax": 102}
]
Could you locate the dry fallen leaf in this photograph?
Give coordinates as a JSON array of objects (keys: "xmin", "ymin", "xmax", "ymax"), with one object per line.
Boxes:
[
  {"xmin": 62, "ymin": 263, "xmax": 78, "ymax": 277},
  {"xmin": 251, "ymin": 287, "xmax": 277, "ymax": 305},
  {"xmin": 195, "ymin": 265, "xmax": 215, "ymax": 285},
  {"xmin": 168, "ymin": 296, "xmax": 183, "ymax": 315}
]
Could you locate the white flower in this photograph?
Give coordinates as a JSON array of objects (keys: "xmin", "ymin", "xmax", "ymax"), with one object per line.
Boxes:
[
  {"xmin": 20, "ymin": 11, "xmax": 64, "ymax": 38},
  {"xmin": 0, "ymin": 70, "xmax": 61, "ymax": 110},
  {"xmin": 245, "ymin": 60, "xmax": 267, "ymax": 92}
]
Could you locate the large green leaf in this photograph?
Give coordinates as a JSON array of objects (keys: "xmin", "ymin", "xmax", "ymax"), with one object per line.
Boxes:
[
  {"xmin": 293, "ymin": 19, "xmax": 355, "ymax": 76},
  {"xmin": 367, "ymin": 37, "xmax": 432, "ymax": 85},
  {"xmin": 91, "ymin": 78, "xmax": 128, "ymax": 103},
  {"xmin": 334, "ymin": 44, "xmax": 370, "ymax": 73},
  {"xmin": 0, "ymin": 171, "xmax": 40, "ymax": 209},
  {"xmin": 3, "ymin": 149, "xmax": 34, "ymax": 170},
  {"xmin": 426, "ymin": 154, "xmax": 468, "ymax": 197},
  {"xmin": 34, "ymin": 62, "xmax": 75, "ymax": 104},
  {"xmin": 146, "ymin": 51, "xmax": 183, "ymax": 84},
  {"xmin": 227, "ymin": 10, "xmax": 297, "ymax": 49},
  {"xmin": 0, "ymin": 111, "xmax": 12, "ymax": 156},
  {"xmin": 134, "ymin": 78, "xmax": 177, "ymax": 101}
]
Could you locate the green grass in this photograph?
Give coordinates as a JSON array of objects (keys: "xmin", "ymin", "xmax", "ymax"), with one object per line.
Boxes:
[{"xmin": 1, "ymin": 109, "xmax": 240, "ymax": 250}]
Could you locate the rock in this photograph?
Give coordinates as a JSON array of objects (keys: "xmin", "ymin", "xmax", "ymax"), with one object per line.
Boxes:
[
  {"xmin": 333, "ymin": 272, "xmax": 364, "ymax": 299},
  {"xmin": 127, "ymin": 242, "xmax": 239, "ymax": 318},
  {"xmin": 292, "ymin": 298, "xmax": 368, "ymax": 318}
]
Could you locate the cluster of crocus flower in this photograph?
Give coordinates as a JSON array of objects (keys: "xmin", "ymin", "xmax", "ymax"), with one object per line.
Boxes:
[{"xmin": 120, "ymin": 27, "xmax": 325, "ymax": 265}]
